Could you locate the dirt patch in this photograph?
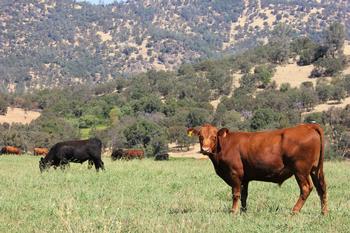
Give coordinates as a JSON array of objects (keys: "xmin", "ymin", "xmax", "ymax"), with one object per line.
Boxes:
[
  {"xmin": 96, "ymin": 31, "xmax": 112, "ymax": 42},
  {"xmin": 343, "ymin": 41, "xmax": 350, "ymax": 56},
  {"xmin": 272, "ymin": 63, "xmax": 315, "ymax": 88},
  {"xmin": 0, "ymin": 107, "xmax": 41, "ymax": 125},
  {"xmin": 303, "ymin": 96, "xmax": 350, "ymax": 115},
  {"xmin": 168, "ymin": 143, "xmax": 208, "ymax": 160}
]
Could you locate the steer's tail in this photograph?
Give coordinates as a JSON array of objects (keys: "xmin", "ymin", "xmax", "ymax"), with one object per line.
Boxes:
[{"xmin": 310, "ymin": 124, "xmax": 328, "ymax": 214}]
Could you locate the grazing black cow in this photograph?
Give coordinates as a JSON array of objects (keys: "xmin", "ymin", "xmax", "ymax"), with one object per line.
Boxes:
[
  {"xmin": 111, "ymin": 148, "xmax": 124, "ymax": 160},
  {"xmin": 39, "ymin": 138, "xmax": 104, "ymax": 172},
  {"xmin": 154, "ymin": 153, "xmax": 169, "ymax": 161}
]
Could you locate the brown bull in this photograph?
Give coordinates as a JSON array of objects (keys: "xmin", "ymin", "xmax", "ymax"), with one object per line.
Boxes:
[
  {"xmin": 111, "ymin": 149, "xmax": 144, "ymax": 160},
  {"xmin": 34, "ymin": 147, "xmax": 49, "ymax": 156},
  {"xmin": 1, "ymin": 146, "xmax": 21, "ymax": 155},
  {"xmin": 187, "ymin": 123, "xmax": 328, "ymax": 215}
]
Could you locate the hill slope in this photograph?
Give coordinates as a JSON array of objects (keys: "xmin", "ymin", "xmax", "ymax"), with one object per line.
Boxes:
[{"xmin": 1, "ymin": 0, "xmax": 349, "ymax": 91}]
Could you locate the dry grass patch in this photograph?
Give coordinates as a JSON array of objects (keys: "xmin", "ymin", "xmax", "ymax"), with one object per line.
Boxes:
[
  {"xmin": 272, "ymin": 63, "xmax": 315, "ymax": 88},
  {"xmin": 303, "ymin": 96, "xmax": 350, "ymax": 115},
  {"xmin": 0, "ymin": 108, "xmax": 40, "ymax": 125}
]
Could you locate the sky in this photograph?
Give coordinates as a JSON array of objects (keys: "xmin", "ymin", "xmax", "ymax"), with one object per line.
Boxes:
[{"xmin": 77, "ymin": 0, "xmax": 121, "ymax": 5}]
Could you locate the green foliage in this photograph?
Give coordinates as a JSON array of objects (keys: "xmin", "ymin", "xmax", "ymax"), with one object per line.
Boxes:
[
  {"xmin": 239, "ymin": 74, "xmax": 257, "ymax": 92},
  {"xmin": 313, "ymin": 56, "xmax": 346, "ymax": 77},
  {"xmin": 79, "ymin": 114, "xmax": 101, "ymax": 129},
  {"xmin": 316, "ymin": 82, "xmax": 332, "ymax": 103},
  {"xmin": 168, "ymin": 125, "xmax": 194, "ymax": 150},
  {"xmin": 123, "ymin": 119, "xmax": 168, "ymax": 156},
  {"xmin": 291, "ymin": 37, "xmax": 320, "ymax": 66},
  {"xmin": 131, "ymin": 95, "xmax": 163, "ymax": 114},
  {"xmin": 344, "ymin": 75, "xmax": 350, "ymax": 95},
  {"xmin": 279, "ymin": 83, "xmax": 291, "ymax": 92},
  {"xmin": 303, "ymin": 112, "xmax": 323, "ymax": 124},
  {"xmin": 186, "ymin": 108, "xmax": 211, "ymax": 128},
  {"xmin": 250, "ymin": 108, "xmax": 282, "ymax": 130},
  {"xmin": 220, "ymin": 110, "xmax": 242, "ymax": 130},
  {"xmin": 299, "ymin": 86, "xmax": 319, "ymax": 111},
  {"xmin": 0, "ymin": 95, "xmax": 8, "ymax": 115},
  {"xmin": 324, "ymin": 22, "xmax": 345, "ymax": 57},
  {"xmin": 254, "ymin": 65, "xmax": 274, "ymax": 88},
  {"xmin": 30, "ymin": 113, "xmax": 79, "ymax": 145},
  {"xmin": 267, "ymin": 23, "xmax": 293, "ymax": 64},
  {"xmin": 108, "ymin": 106, "xmax": 122, "ymax": 126}
]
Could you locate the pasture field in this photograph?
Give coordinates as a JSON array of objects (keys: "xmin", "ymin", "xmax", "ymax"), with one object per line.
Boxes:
[{"xmin": 0, "ymin": 156, "xmax": 349, "ymax": 233}]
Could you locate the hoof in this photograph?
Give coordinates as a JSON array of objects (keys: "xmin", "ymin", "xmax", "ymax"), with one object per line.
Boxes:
[
  {"xmin": 230, "ymin": 209, "xmax": 239, "ymax": 215},
  {"xmin": 291, "ymin": 210, "xmax": 300, "ymax": 215}
]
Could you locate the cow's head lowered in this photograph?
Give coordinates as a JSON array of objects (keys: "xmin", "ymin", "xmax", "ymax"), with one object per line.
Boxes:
[
  {"xmin": 187, "ymin": 124, "xmax": 219, "ymax": 155},
  {"xmin": 39, "ymin": 158, "xmax": 51, "ymax": 172}
]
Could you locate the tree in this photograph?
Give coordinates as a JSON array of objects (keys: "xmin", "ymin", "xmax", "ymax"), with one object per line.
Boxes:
[
  {"xmin": 299, "ymin": 86, "xmax": 318, "ymax": 111},
  {"xmin": 324, "ymin": 22, "xmax": 345, "ymax": 58},
  {"xmin": 316, "ymin": 83, "xmax": 332, "ymax": 103},
  {"xmin": 239, "ymin": 74, "xmax": 257, "ymax": 92},
  {"xmin": 186, "ymin": 108, "xmax": 211, "ymax": 128},
  {"xmin": 250, "ymin": 108, "xmax": 282, "ymax": 130},
  {"xmin": 254, "ymin": 65, "xmax": 274, "ymax": 88},
  {"xmin": 0, "ymin": 95, "xmax": 8, "ymax": 115},
  {"xmin": 330, "ymin": 84, "xmax": 346, "ymax": 103},
  {"xmin": 313, "ymin": 56, "xmax": 346, "ymax": 77},
  {"xmin": 109, "ymin": 106, "xmax": 122, "ymax": 126},
  {"xmin": 168, "ymin": 125, "xmax": 193, "ymax": 151},
  {"xmin": 123, "ymin": 120, "xmax": 168, "ymax": 157},
  {"xmin": 268, "ymin": 23, "xmax": 293, "ymax": 64}
]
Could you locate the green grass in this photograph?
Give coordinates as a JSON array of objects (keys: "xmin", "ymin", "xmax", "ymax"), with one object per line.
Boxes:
[{"xmin": 0, "ymin": 156, "xmax": 349, "ymax": 233}]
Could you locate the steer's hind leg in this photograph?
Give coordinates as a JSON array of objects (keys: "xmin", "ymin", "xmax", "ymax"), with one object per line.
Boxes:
[
  {"xmin": 240, "ymin": 182, "xmax": 249, "ymax": 212},
  {"xmin": 100, "ymin": 159, "xmax": 105, "ymax": 170},
  {"xmin": 310, "ymin": 169, "xmax": 328, "ymax": 214},
  {"xmin": 292, "ymin": 174, "xmax": 313, "ymax": 213}
]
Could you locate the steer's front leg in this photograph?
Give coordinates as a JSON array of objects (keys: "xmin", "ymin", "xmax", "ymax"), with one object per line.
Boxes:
[{"xmin": 230, "ymin": 176, "xmax": 241, "ymax": 214}]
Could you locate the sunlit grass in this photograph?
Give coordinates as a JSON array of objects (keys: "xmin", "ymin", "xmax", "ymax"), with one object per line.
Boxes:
[{"xmin": 0, "ymin": 155, "xmax": 349, "ymax": 232}]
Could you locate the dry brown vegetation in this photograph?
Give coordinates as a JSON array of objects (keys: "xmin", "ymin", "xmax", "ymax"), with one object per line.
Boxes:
[{"xmin": 0, "ymin": 108, "xmax": 40, "ymax": 125}]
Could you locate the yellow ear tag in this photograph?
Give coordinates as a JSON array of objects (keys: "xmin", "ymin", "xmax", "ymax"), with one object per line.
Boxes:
[{"xmin": 188, "ymin": 131, "xmax": 193, "ymax": 137}]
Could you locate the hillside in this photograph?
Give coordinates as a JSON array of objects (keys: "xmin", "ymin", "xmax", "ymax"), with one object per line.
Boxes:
[{"xmin": 1, "ymin": 0, "xmax": 349, "ymax": 92}]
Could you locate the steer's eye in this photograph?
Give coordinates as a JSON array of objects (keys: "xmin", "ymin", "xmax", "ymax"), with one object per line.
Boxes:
[{"xmin": 211, "ymin": 136, "xmax": 216, "ymax": 141}]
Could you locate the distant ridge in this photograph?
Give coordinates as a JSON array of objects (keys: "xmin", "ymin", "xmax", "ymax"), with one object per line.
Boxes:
[{"xmin": 0, "ymin": 0, "xmax": 349, "ymax": 92}]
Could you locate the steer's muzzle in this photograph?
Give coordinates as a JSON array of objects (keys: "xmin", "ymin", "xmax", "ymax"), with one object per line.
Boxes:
[
  {"xmin": 39, "ymin": 158, "xmax": 49, "ymax": 173},
  {"xmin": 200, "ymin": 146, "xmax": 214, "ymax": 156}
]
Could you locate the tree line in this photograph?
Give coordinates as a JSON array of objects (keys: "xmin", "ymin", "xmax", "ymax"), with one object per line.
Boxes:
[{"xmin": 0, "ymin": 22, "xmax": 349, "ymax": 159}]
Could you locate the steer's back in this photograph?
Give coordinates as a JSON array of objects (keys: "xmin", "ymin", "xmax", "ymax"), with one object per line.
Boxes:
[{"xmin": 224, "ymin": 124, "xmax": 322, "ymax": 183}]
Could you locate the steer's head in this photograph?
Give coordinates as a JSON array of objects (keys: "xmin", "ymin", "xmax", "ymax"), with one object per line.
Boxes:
[
  {"xmin": 39, "ymin": 158, "xmax": 50, "ymax": 173},
  {"xmin": 187, "ymin": 124, "xmax": 218, "ymax": 155}
]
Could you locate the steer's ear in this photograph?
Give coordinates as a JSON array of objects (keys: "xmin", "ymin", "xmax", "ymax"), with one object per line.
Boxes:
[
  {"xmin": 218, "ymin": 128, "xmax": 229, "ymax": 138},
  {"xmin": 187, "ymin": 128, "xmax": 199, "ymax": 137}
]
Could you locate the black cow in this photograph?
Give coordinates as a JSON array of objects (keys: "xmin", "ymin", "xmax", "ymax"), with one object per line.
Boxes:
[
  {"xmin": 111, "ymin": 148, "xmax": 124, "ymax": 160},
  {"xmin": 39, "ymin": 138, "xmax": 104, "ymax": 172},
  {"xmin": 154, "ymin": 153, "xmax": 169, "ymax": 161}
]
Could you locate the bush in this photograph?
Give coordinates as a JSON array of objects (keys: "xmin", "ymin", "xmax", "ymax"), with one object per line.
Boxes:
[
  {"xmin": 0, "ymin": 95, "xmax": 8, "ymax": 115},
  {"xmin": 254, "ymin": 65, "xmax": 274, "ymax": 88},
  {"xmin": 316, "ymin": 83, "xmax": 332, "ymax": 103},
  {"xmin": 250, "ymin": 108, "xmax": 282, "ymax": 130},
  {"xmin": 79, "ymin": 114, "xmax": 101, "ymax": 128},
  {"xmin": 123, "ymin": 119, "xmax": 168, "ymax": 157},
  {"xmin": 312, "ymin": 56, "xmax": 346, "ymax": 77}
]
